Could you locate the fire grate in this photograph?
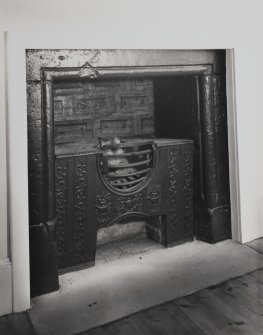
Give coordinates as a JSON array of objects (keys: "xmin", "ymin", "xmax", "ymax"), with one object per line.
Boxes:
[{"xmin": 99, "ymin": 138, "xmax": 156, "ymax": 193}]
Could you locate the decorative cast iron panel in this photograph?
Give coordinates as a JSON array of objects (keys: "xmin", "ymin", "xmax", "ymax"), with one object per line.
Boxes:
[
  {"xmin": 95, "ymin": 191, "xmax": 112, "ymax": 225},
  {"xmin": 73, "ymin": 157, "xmax": 88, "ymax": 264},
  {"xmin": 54, "ymin": 140, "xmax": 194, "ymax": 270},
  {"xmin": 55, "ymin": 159, "xmax": 68, "ymax": 268},
  {"xmin": 55, "ymin": 156, "xmax": 90, "ymax": 268},
  {"xmin": 53, "ymin": 79, "xmax": 154, "ymax": 144},
  {"xmin": 147, "ymin": 184, "xmax": 162, "ymax": 214},
  {"xmin": 116, "ymin": 193, "xmax": 144, "ymax": 216},
  {"xmin": 183, "ymin": 146, "xmax": 194, "ymax": 236},
  {"xmin": 167, "ymin": 147, "xmax": 179, "ymax": 242}
]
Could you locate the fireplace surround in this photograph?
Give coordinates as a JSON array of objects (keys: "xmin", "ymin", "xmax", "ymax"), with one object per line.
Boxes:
[{"xmin": 26, "ymin": 49, "xmax": 231, "ymax": 296}]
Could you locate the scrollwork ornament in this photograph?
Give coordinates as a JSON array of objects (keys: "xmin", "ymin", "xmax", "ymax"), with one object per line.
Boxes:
[
  {"xmin": 147, "ymin": 184, "xmax": 162, "ymax": 214},
  {"xmin": 116, "ymin": 193, "xmax": 143, "ymax": 216}
]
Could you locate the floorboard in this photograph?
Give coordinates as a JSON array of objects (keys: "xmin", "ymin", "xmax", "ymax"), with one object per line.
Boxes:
[
  {"xmin": 173, "ymin": 295, "xmax": 223, "ymax": 335},
  {"xmin": 79, "ymin": 328, "xmax": 104, "ymax": 335},
  {"xmin": 101, "ymin": 318, "xmax": 144, "ymax": 335},
  {"xmin": 81, "ymin": 267, "xmax": 263, "ymax": 335},
  {"xmin": 230, "ymin": 271, "xmax": 263, "ymax": 304},
  {"xmin": 129, "ymin": 304, "xmax": 186, "ymax": 335},
  {"xmin": 0, "ymin": 312, "xmax": 35, "ymax": 335},
  {"xmin": 160, "ymin": 303, "xmax": 205, "ymax": 335},
  {"xmin": 207, "ymin": 285, "xmax": 263, "ymax": 333},
  {"xmin": 197, "ymin": 286, "xmax": 262, "ymax": 334}
]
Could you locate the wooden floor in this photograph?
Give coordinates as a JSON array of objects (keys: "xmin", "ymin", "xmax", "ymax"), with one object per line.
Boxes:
[
  {"xmin": 0, "ymin": 312, "xmax": 34, "ymax": 335},
  {"xmin": 2, "ymin": 270, "xmax": 263, "ymax": 335},
  {"xmin": 80, "ymin": 268, "xmax": 263, "ymax": 335}
]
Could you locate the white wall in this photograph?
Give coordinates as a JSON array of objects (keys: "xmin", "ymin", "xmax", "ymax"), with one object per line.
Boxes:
[
  {"xmin": 0, "ymin": 0, "xmax": 263, "ymax": 314},
  {"xmin": 0, "ymin": 29, "xmax": 12, "ymax": 317}
]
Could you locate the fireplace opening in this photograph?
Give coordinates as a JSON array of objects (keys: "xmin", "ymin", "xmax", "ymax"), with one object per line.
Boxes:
[
  {"xmin": 27, "ymin": 49, "xmax": 231, "ymax": 296},
  {"xmin": 54, "ymin": 76, "xmax": 196, "ymax": 272},
  {"xmin": 53, "ymin": 73, "xmax": 230, "ymax": 272}
]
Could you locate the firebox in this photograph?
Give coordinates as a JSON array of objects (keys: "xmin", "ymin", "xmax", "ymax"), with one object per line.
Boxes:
[
  {"xmin": 27, "ymin": 49, "xmax": 231, "ymax": 296},
  {"xmin": 53, "ymin": 77, "xmax": 195, "ymax": 271}
]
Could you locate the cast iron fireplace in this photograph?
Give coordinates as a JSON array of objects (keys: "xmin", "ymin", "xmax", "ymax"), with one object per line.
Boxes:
[{"xmin": 27, "ymin": 49, "xmax": 231, "ymax": 297}]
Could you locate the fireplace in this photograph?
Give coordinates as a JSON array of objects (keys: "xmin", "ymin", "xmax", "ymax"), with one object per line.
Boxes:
[{"xmin": 27, "ymin": 49, "xmax": 231, "ymax": 296}]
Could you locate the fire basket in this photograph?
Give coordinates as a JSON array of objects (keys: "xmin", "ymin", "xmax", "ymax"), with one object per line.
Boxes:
[{"xmin": 99, "ymin": 138, "xmax": 156, "ymax": 193}]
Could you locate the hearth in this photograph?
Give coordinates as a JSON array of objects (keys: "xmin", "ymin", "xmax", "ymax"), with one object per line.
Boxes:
[{"xmin": 27, "ymin": 49, "xmax": 231, "ymax": 296}]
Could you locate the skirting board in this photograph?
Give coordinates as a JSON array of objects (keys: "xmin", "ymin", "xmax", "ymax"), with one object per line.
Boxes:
[
  {"xmin": 241, "ymin": 195, "xmax": 263, "ymax": 243},
  {"xmin": 0, "ymin": 258, "xmax": 12, "ymax": 316}
]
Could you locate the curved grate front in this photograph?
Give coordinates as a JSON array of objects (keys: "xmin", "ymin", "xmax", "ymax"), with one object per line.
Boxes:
[{"xmin": 99, "ymin": 139, "xmax": 155, "ymax": 193}]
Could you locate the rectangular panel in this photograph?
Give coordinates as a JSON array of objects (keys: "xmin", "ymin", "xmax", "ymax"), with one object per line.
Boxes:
[
  {"xmin": 55, "ymin": 155, "xmax": 97, "ymax": 270},
  {"xmin": 55, "ymin": 158, "xmax": 68, "ymax": 268},
  {"xmin": 141, "ymin": 116, "xmax": 154, "ymax": 134},
  {"xmin": 97, "ymin": 118, "xmax": 135, "ymax": 137},
  {"xmin": 75, "ymin": 97, "xmax": 111, "ymax": 115},
  {"xmin": 53, "ymin": 79, "xmax": 155, "ymax": 141},
  {"xmin": 54, "ymin": 100, "xmax": 63, "ymax": 116},
  {"xmin": 120, "ymin": 95, "xmax": 148, "ymax": 109},
  {"xmin": 54, "ymin": 122, "xmax": 92, "ymax": 143}
]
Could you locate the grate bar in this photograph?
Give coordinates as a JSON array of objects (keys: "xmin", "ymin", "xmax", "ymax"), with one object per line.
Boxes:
[
  {"xmin": 108, "ymin": 158, "xmax": 152, "ymax": 169},
  {"xmin": 107, "ymin": 167, "xmax": 151, "ymax": 178},
  {"xmin": 103, "ymin": 149, "xmax": 152, "ymax": 158},
  {"xmin": 109, "ymin": 176, "xmax": 146, "ymax": 187}
]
